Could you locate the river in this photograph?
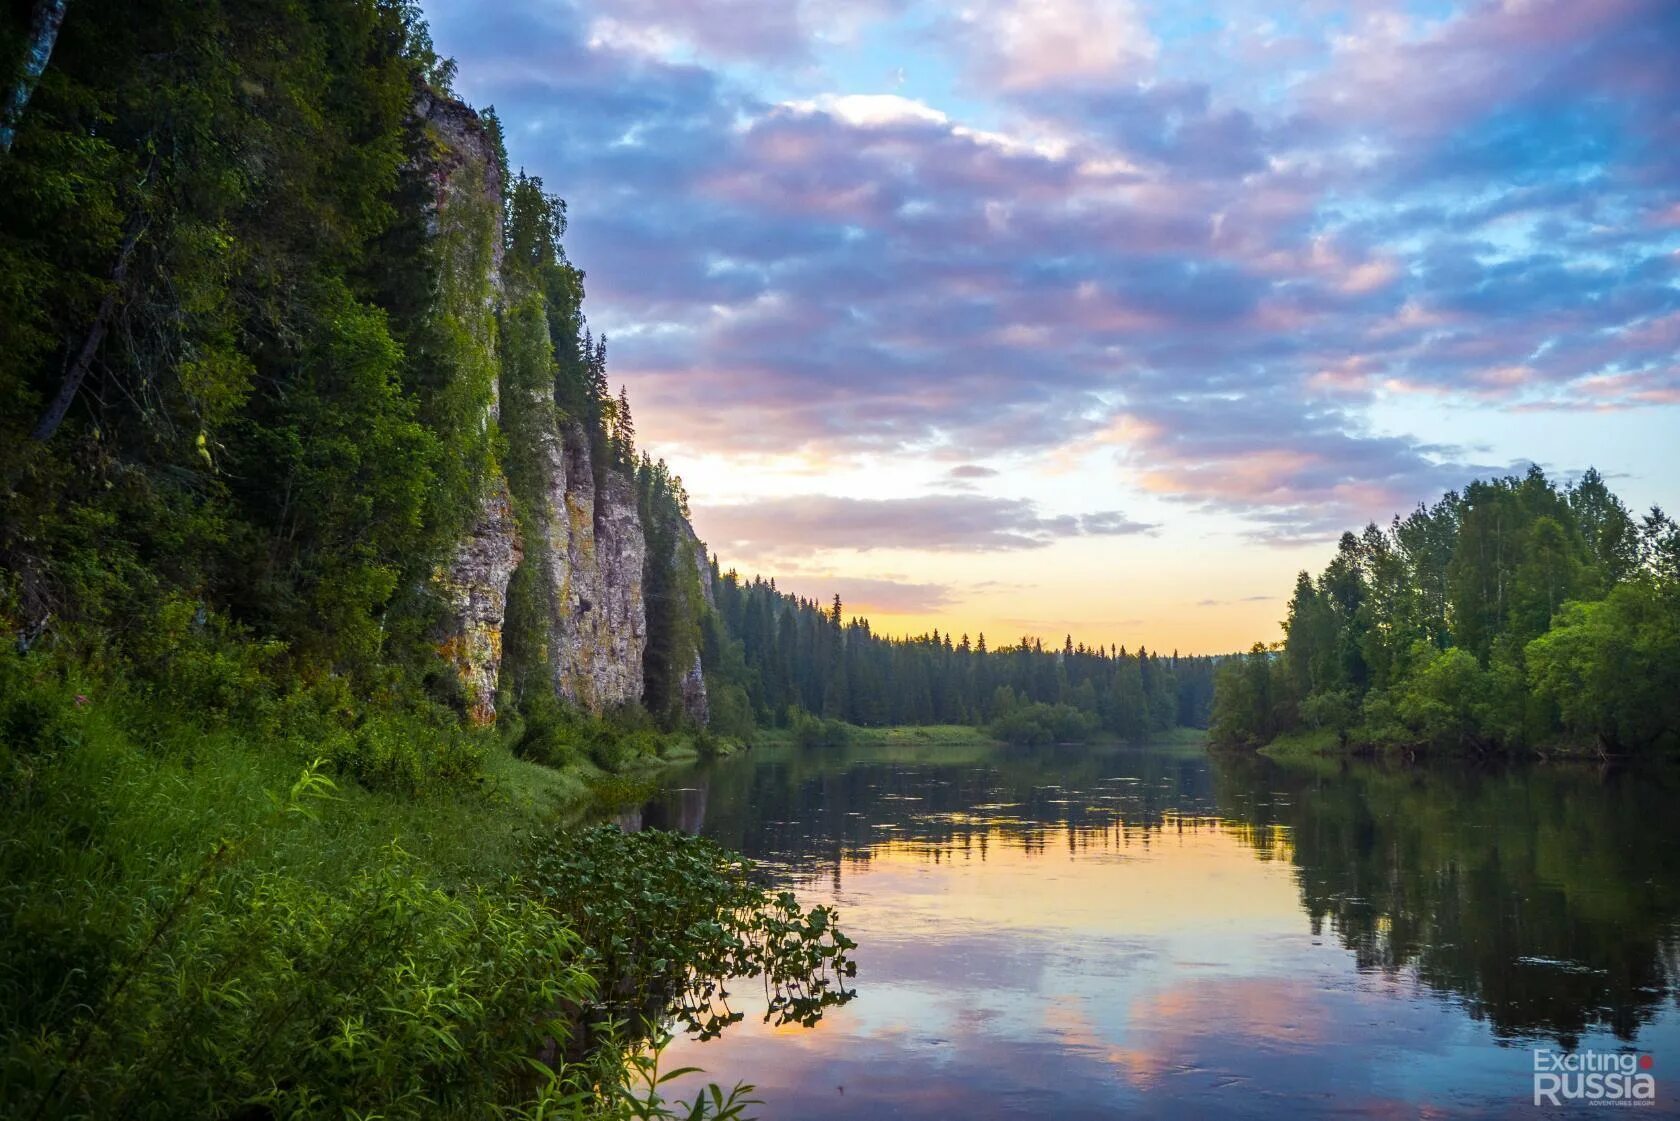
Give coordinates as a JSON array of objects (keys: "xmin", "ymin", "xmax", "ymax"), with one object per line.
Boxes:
[{"xmin": 625, "ymin": 737, "xmax": 1680, "ymax": 1118}]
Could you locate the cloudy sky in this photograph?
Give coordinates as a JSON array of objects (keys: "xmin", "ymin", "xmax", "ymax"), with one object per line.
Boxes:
[{"xmin": 423, "ymin": 0, "xmax": 1680, "ymax": 654}]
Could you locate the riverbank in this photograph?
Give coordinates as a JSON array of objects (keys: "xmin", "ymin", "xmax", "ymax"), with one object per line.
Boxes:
[
  {"xmin": 752, "ymin": 722, "xmax": 1002, "ymax": 748},
  {"xmin": 0, "ymin": 650, "xmax": 776, "ymax": 1119},
  {"xmin": 750, "ymin": 721, "xmax": 1210, "ymax": 749},
  {"xmin": 1251, "ymin": 726, "xmax": 1639, "ymax": 763}
]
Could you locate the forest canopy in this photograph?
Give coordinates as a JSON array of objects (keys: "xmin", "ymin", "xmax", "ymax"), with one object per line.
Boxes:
[{"xmin": 1211, "ymin": 467, "xmax": 1680, "ymax": 756}]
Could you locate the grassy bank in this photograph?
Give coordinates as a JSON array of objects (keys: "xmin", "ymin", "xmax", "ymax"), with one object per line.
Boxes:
[
  {"xmin": 1251, "ymin": 726, "xmax": 1626, "ymax": 764},
  {"xmin": 750, "ymin": 720, "xmax": 1211, "ymax": 750},
  {"xmin": 752, "ymin": 721, "xmax": 1002, "ymax": 748},
  {"xmin": 1254, "ymin": 727, "xmax": 1344, "ymax": 761},
  {"xmin": 0, "ymin": 649, "xmax": 825, "ymax": 1119},
  {"xmin": 1147, "ymin": 725, "xmax": 1213, "ymax": 747}
]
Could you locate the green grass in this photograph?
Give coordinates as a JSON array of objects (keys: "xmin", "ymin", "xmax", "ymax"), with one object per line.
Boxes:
[
  {"xmin": 753, "ymin": 721, "xmax": 1212, "ymax": 750},
  {"xmin": 0, "ymin": 650, "xmax": 771, "ymax": 1119},
  {"xmin": 1255, "ymin": 726, "xmax": 1343, "ymax": 761},
  {"xmin": 1145, "ymin": 725, "xmax": 1213, "ymax": 746},
  {"xmin": 752, "ymin": 722, "xmax": 1000, "ymax": 747},
  {"xmin": 848, "ymin": 723, "xmax": 1002, "ymax": 746}
]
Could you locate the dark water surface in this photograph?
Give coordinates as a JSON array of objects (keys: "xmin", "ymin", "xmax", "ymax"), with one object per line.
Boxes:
[{"xmin": 629, "ymin": 739, "xmax": 1680, "ymax": 1118}]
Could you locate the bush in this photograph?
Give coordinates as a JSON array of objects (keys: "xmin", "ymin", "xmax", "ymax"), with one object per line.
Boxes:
[
  {"xmin": 511, "ymin": 690, "xmax": 586, "ymax": 770},
  {"xmin": 1299, "ymin": 688, "xmax": 1360, "ymax": 746},
  {"xmin": 511, "ymin": 693, "xmax": 666, "ymax": 773},
  {"xmin": 988, "ymin": 702, "xmax": 1098, "ymax": 746},
  {"xmin": 9, "ymin": 862, "xmax": 593, "ymax": 1119},
  {"xmin": 533, "ymin": 825, "xmax": 857, "ymax": 1042},
  {"xmin": 692, "ymin": 726, "xmax": 725, "ymax": 760},
  {"xmin": 787, "ymin": 708, "xmax": 851, "ymax": 748},
  {"xmin": 125, "ymin": 595, "xmax": 286, "ymax": 720},
  {"xmin": 1526, "ymin": 584, "xmax": 1680, "ymax": 754},
  {"xmin": 706, "ymin": 680, "xmax": 756, "ymax": 741},
  {"xmin": 332, "ymin": 705, "xmax": 489, "ymax": 794}
]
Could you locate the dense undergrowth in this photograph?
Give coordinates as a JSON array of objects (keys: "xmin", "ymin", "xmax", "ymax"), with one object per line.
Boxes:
[{"xmin": 0, "ymin": 639, "xmax": 840, "ymax": 1120}]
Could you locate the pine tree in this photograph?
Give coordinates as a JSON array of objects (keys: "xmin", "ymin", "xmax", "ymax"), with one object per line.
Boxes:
[
  {"xmin": 614, "ymin": 383, "xmax": 634, "ymax": 467},
  {"xmin": 590, "ymin": 335, "xmax": 609, "ymax": 407}
]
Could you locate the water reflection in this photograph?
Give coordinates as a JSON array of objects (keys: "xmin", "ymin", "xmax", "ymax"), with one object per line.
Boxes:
[
  {"xmin": 634, "ymin": 740, "xmax": 1680, "ymax": 1118},
  {"xmin": 1215, "ymin": 752, "xmax": 1680, "ymax": 1047}
]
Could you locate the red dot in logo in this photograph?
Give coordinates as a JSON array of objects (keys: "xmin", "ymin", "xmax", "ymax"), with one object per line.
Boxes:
[{"xmin": 1639, "ymin": 1054, "xmax": 1654, "ymax": 1070}]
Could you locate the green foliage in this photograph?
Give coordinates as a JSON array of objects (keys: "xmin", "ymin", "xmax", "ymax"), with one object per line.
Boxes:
[
  {"xmin": 988, "ymin": 701, "xmax": 1099, "ymax": 746},
  {"xmin": 0, "ymin": 648, "xmax": 799, "ymax": 1118},
  {"xmin": 1213, "ymin": 467, "xmax": 1680, "ymax": 756},
  {"xmin": 1526, "ymin": 582, "xmax": 1680, "ymax": 753},
  {"xmin": 0, "ymin": 652, "xmax": 572, "ymax": 1119},
  {"xmin": 1298, "ymin": 687, "xmax": 1359, "ymax": 744},
  {"xmin": 229, "ymin": 280, "xmax": 438, "ymax": 671},
  {"xmin": 691, "ymin": 725, "xmax": 727, "ymax": 760},
  {"xmin": 638, "ymin": 456, "xmax": 705, "ymax": 728},
  {"xmin": 0, "ymin": 2, "xmax": 825, "ymax": 1116},
  {"xmin": 1209, "ymin": 645, "xmax": 1295, "ymax": 749},
  {"xmin": 0, "ymin": 0, "xmax": 510, "ymax": 689},
  {"xmin": 1385, "ymin": 646, "xmax": 1519, "ymax": 752},
  {"xmin": 787, "ymin": 707, "xmax": 853, "ymax": 748},
  {"xmin": 511, "ymin": 690, "xmax": 691, "ymax": 774},
  {"xmin": 532, "ymin": 825, "xmax": 857, "ymax": 1042}
]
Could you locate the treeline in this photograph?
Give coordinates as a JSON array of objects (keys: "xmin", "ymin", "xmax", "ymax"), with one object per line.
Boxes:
[
  {"xmin": 1212, "ymin": 467, "xmax": 1680, "ymax": 755},
  {"xmin": 699, "ymin": 571, "xmax": 1218, "ymax": 742}
]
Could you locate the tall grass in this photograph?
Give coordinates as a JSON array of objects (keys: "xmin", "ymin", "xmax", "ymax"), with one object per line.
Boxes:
[{"xmin": 0, "ymin": 647, "xmax": 803, "ymax": 1118}]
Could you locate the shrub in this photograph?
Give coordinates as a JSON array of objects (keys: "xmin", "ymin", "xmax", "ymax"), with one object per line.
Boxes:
[
  {"xmin": 331, "ymin": 705, "xmax": 488, "ymax": 794},
  {"xmin": 989, "ymin": 702, "xmax": 1098, "ymax": 746},
  {"xmin": 511, "ymin": 694, "xmax": 667, "ymax": 774},
  {"xmin": 532, "ymin": 825, "xmax": 857, "ymax": 1042},
  {"xmin": 787, "ymin": 708, "xmax": 851, "ymax": 748}
]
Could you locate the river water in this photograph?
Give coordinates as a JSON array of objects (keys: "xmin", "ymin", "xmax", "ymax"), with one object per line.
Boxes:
[{"xmin": 628, "ymin": 738, "xmax": 1680, "ymax": 1118}]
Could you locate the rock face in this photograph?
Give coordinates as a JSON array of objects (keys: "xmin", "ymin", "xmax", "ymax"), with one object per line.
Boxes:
[
  {"xmin": 676, "ymin": 520, "xmax": 713, "ymax": 726},
  {"xmin": 422, "ymin": 90, "xmax": 517, "ymax": 725},
  {"xmin": 414, "ymin": 87, "xmax": 504, "ymax": 288},
  {"xmin": 426, "ymin": 92, "xmax": 709, "ymax": 726},
  {"xmin": 537, "ymin": 423, "xmax": 647, "ymax": 711},
  {"xmin": 438, "ymin": 480, "xmax": 521, "ymax": 724}
]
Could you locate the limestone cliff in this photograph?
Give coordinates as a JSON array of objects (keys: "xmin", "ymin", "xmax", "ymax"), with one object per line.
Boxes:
[
  {"xmin": 425, "ymin": 93, "xmax": 709, "ymax": 726},
  {"xmin": 419, "ymin": 89, "xmax": 516, "ymax": 724},
  {"xmin": 438, "ymin": 480, "xmax": 521, "ymax": 725},
  {"xmin": 537, "ymin": 422, "xmax": 647, "ymax": 711},
  {"xmin": 676, "ymin": 519, "xmax": 712, "ymax": 726}
]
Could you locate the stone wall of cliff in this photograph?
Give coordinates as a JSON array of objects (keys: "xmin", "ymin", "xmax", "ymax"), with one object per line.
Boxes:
[
  {"xmin": 419, "ymin": 89, "xmax": 516, "ymax": 726},
  {"xmin": 424, "ymin": 93, "xmax": 709, "ymax": 727},
  {"xmin": 533, "ymin": 420, "xmax": 647, "ymax": 711},
  {"xmin": 676, "ymin": 519, "xmax": 712, "ymax": 726}
]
